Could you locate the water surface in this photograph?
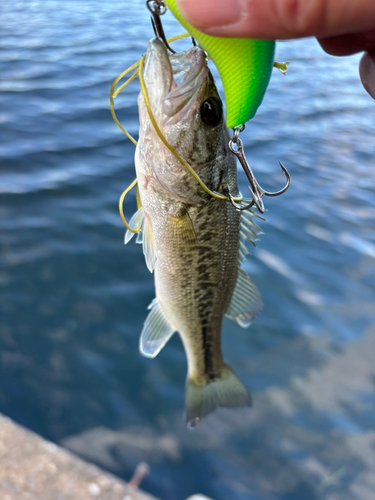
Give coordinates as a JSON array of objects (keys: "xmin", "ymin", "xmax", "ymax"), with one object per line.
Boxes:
[{"xmin": 1, "ymin": 1, "xmax": 375, "ymax": 499}]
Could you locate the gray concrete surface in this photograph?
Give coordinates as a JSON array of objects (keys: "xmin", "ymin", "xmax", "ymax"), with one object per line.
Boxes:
[{"xmin": 0, "ymin": 413, "xmax": 160, "ymax": 500}]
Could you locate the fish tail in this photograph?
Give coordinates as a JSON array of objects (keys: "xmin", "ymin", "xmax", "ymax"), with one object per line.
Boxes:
[{"xmin": 185, "ymin": 364, "xmax": 251, "ymax": 427}]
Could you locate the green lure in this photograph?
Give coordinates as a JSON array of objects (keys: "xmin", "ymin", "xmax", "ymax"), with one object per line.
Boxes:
[{"xmin": 165, "ymin": 0, "xmax": 275, "ymax": 129}]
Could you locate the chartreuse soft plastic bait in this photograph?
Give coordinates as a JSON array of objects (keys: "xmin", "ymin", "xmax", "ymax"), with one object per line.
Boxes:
[{"xmin": 165, "ymin": 0, "xmax": 275, "ymax": 129}]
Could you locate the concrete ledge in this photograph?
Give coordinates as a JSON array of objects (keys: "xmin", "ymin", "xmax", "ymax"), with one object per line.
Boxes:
[{"xmin": 0, "ymin": 413, "xmax": 159, "ymax": 500}]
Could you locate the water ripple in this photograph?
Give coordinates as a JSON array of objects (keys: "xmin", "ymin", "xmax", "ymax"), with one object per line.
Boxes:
[{"xmin": 1, "ymin": 2, "xmax": 375, "ymax": 500}]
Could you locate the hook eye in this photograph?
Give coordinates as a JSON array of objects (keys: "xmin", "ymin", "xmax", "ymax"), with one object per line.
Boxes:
[
  {"xmin": 146, "ymin": 0, "xmax": 166, "ymax": 15},
  {"xmin": 147, "ymin": 1, "xmax": 176, "ymax": 54}
]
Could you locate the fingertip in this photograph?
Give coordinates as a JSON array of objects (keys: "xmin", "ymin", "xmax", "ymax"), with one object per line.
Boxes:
[
  {"xmin": 176, "ymin": 0, "xmax": 375, "ymax": 40},
  {"xmin": 175, "ymin": 0, "xmax": 270, "ymax": 39},
  {"xmin": 176, "ymin": 0, "xmax": 243, "ymax": 31},
  {"xmin": 359, "ymin": 51, "xmax": 375, "ymax": 100},
  {"xmin": 174, "ymin": 0, "xmax": 325, "ymax": 40}
]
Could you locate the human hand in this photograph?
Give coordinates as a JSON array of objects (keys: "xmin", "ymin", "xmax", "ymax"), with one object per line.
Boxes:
[{"xmin": 175, "ymin": 0, "xmax": 375, "ymax": 99}]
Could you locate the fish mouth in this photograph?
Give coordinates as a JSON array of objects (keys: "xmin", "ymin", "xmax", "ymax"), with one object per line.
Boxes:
[
  {"xmin": 166, "ymin": 45, "xmax": 208, "ymax": 117},
  {"xmin": 143, "ymin": 38, "xmax": 209, "ymax": 120}
]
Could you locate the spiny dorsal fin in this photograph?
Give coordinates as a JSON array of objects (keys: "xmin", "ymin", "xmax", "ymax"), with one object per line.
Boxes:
[
  {"xmin": 225, "ymin": 268, "xmax": 263, "ymax": 328},
  {"xmin": 124, "ymin": 207, "xmax": 144, "ymax": 244},
  {"xmin": 239, "ymin": 238, "xmax": 250, "ymax": 263},
  {"xmin": 238, "ymin": 210, "xmax": 265, "ymax": 264},
  {"xmin": 140, "ymin": 298, "xmax": 175, "ymax": 358}
]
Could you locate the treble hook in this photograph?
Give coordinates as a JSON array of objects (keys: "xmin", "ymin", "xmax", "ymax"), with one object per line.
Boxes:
[
  {"xmin": 146, "ymin": 0, "xmax": 176, "ymax": 54},
  {"xmin": 228, "ymin": 126, "xmax": 290, "ymax": 213}
]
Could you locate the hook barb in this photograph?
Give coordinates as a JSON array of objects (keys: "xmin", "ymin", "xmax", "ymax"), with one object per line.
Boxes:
[
  {"xmin": 261, "ymin": 161, "xmax": 290, "ymax": 198},
  {"xmin": 228, "ymin": 129, "xmax": 291, "ymax": 213}
]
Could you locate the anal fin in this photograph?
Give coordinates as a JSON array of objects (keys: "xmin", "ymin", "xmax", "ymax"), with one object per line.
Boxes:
[{"xmin": 140, "ymin": 298, "xmax": 175, "ymax": 358}]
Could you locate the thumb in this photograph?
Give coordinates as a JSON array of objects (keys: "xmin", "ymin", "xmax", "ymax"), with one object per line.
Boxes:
[
  {"xmin": 176, "ymin": 0, "xmax": 375, "ymax": 40},
  {"xmin": 360, "ymin": 51, "xmax": 375, "ymax": 99}
]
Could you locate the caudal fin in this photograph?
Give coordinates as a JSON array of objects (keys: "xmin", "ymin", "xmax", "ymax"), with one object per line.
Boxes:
[{"xmin": 185, "ymin": 364, "xmax": 251, "ymax": 427}]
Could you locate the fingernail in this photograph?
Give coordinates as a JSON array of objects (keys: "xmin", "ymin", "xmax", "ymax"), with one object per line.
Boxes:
[{"xmin": 177, "ymin": 0, "xmax": 243, "ymax": 29}]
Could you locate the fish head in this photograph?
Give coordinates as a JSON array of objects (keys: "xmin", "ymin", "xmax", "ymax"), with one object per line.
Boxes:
[{"xmin": 138, "ymin": 38, "xmax": 234, "ymax": 205}]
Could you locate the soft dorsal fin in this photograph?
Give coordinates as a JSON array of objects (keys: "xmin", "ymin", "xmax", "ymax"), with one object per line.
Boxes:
[
  {"xmin": 225, "ymin": 268, "xmax": 263, "ymax": 328},
  {"xmin": 140, "ymin": 298, "xmax": 176, "ymax": 358},
  {"xmin": 124, "ymin": 207, "xmax": 144, "ymax": 245},
  {"xmin": 238, "ymin": 210, "xmax": 265, "ymax": 264}
]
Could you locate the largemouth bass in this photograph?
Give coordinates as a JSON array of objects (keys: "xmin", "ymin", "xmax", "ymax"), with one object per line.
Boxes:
[{"xmin": 126, "ymin": 39, "xmax": 263, "ymax": 426}]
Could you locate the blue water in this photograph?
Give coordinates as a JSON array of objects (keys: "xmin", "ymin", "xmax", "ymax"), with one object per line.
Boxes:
[{"xmin": 1, "ymin": 1, "xmax": 375, "ymax": 499}]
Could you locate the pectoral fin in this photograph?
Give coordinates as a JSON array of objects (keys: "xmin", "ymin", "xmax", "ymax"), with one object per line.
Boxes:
[
  {"xmin": 225, "ymin": 268, "xmax": 263, "ymax": 328},
  {"xmin": 140, "ymin": 298, "xmax": 176, "ymax": 358},
  {"xmin": 136, "ymin": 231, "xmax": 143, "ymax": 244},
  {"xmin": 124, "ymin": 207, "xmax": 156, "ymax": 272},
  {"xmin": 167, "ymin": 209, "xmax": 197, "ymax": 246},
  {"xmin": 143, "ymin": 215, "xmax": 157, "ymax": 272}
]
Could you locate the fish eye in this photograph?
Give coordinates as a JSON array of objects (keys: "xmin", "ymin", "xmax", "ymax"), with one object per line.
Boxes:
[{"xmin": 200, "ymin": 97, "xmax": 223, "ymax": 127}]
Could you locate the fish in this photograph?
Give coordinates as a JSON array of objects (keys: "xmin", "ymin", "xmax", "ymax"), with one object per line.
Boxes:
[{"xmin": 126, "ymin": 38, "xmax": 263, "ymax": 426}]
